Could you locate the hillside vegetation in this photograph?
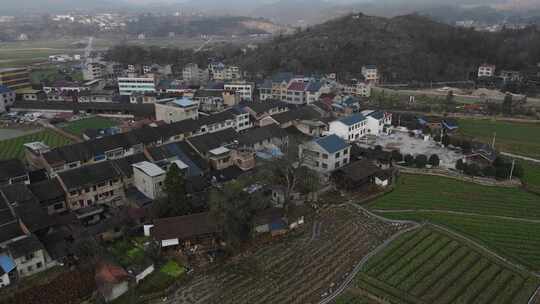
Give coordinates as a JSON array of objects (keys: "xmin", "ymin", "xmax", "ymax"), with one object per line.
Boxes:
[{"xmin": 237, "ymin": 14, "xmax": 540, "ymax": 82}]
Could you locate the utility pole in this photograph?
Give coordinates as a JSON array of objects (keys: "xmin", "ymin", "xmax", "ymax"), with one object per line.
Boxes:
[
  {"xmin": 509, "ymin": 159, "xmax": 515, "ymax": 180},
  {"xmin": 491, "ymin": 132, "xmax": 496, "ymax": 149}
]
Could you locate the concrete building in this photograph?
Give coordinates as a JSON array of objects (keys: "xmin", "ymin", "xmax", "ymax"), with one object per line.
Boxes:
[
  {"xmin": 57, "ymin": 161, "xmax": 124, "ymax": 211},
  {"xmin": 361, "ymin": 110, "xmax": 392, "ymax": 136},
  {"xmin": 478, "ymin": 64, "xmax": 496, "ymax": 78},
  {"xmin": 0, "ymin": 68, "xmax": 30, "ymax": 90},
  {"xmin": 118, "ymin": 75, "xmax": 157, "ymax": 96},
  {"xmin": 0, "ymin": 86, "xmax": 15, "ymax": 113},
  {"xmin": 182, "ymin": 63, "xmax": 209, "ymax": 84},
  {"xmin": 299, "ymin": 134, "xmax": 351, "ymax": 174},
  {"xmin": 361, "ymin": 65, "xmax": 379, "ymax": 84},
  {"xmin": 209, "ymin": 63, "xmax": 241, "ymax": 81},
  {"xmin": 155, "ymin": 97, "xmax": 199, "ymax": 123},
  {"xmin": 328, "ymin": 114, "xmax": 368, "ymax": 142},
  {"xmin": 83, "ymin": 61, "xmax": 104, "ymax": 81},
  {"xmin": 224, "ymin": 82, "xmax": 253, "ymax": 101},
  {"xmin": 132, "ymin": 161, "xmax": 166, "ymax": 200},
  {"xmin": 8, "ymin": 236, "xmax": 50, "ymax": 278}
]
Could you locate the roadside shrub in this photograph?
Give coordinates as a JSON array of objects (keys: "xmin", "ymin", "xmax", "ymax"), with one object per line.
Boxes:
[
  {"xmin": 415, "ymin": 154, "xmax": 428, "ymax": 168},
  {"xmin": 482, "ymin": 166, "xmax": 496, "ymax": 177},
  {"xmin": 428, "ymin": 154, "xmax": 440, "ymax": 167},
  {"xmin": 456, "ymin": 159, "xmax": 465, "ymax": 171},
  {"xmin": 392, "ymin": 150, "xmax": 403, "ymax": 162},
  {"xmin": 464, "ymin": 163, "xmax": 481, "ymax": 176},
  {"xmin": 404, "ymin": 154, "xmax": 414, "ymax": 166}
]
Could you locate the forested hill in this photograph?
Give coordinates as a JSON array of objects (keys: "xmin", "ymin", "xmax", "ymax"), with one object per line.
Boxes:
[{"xmin": 236, "ymin": 14, "xmax": 540, "ymax": 82}]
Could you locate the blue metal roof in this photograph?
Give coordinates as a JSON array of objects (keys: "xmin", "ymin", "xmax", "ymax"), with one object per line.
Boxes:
[
  {"xmin": 367, "ymin": 110, "xmax": 384, "ymax": 119},
  {"xmin": 0, "ymin": 254, "xmax": 15, "ymax": 274},
  {"xmin": 314, "ymin": 135, "xmax": 349, "ymax": 154},
  {"xmin": 339, "ymin": 114, "xmax": 366, "ymax": 126},
  {"xmin": 306, "ymin": 81, "xmax": 322, "ymax": 93},
  {"xmin": 172, "ymin": 97, "xmax": 195, "ymax": 108},
  {"xmin": 0, "ymin": 85, "xmax": 12, "ymax": 94}
]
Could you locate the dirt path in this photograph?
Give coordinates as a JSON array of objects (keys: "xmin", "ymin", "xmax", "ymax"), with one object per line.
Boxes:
[{"xmin": 501, "ymin": 152, "xmax": 540, "ymax": 164}]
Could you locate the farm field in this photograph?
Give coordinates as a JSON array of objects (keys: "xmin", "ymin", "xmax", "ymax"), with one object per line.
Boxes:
[
  {"xmin": 0, "ymin": 129, "xmax": 72, "ymax": 160},
  {"xmin": 457, "ymin": 118, "xmax": 540, "ymax": 159},
  {"xmin": 158, "ymin": 206, "xmax": 412, "ymax": 304},
  {"xmin": 369, "ymin": 174, "xmax": 540, "ymax": 271},
  {"xmin": 354, "ymin": 226, "xmax": 540, "ymax": 304},
  {"xmin": 370, "ymin": 174, "xmax": 540, "ymax": 220},
  {"xmin": 521, "ymin": 161, "xmax": 540, "ymax": 194},
  {"xmin": 381, "ymin": 212, "xmax": 540, "ymax": 271},
  {"xmin": 61, "ymin": 117, "xmax": 118, "ymax": 137}
]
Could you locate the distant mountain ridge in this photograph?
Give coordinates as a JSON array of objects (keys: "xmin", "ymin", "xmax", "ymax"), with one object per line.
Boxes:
[{"xmin": 234, "ymin": 13, "xmax": 540, "ymax": 82}]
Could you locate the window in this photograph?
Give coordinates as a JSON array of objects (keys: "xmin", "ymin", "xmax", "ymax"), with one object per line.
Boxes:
[
  {"xmin": 25, "ymin": 253, "xmax": 35, "ymax": 261},
  {"xmin": 344, "ymin": 149, "xmax": 349, "ymax": 155},
  {"xmin": 36, "ymin": 262, "xmax": 42, "ymax": 269},
  {"xmin": 315, "ymin": 161, "xmax": 319, "ymax": 167},
  {"xmin": 322, "ymin": 163, "xmax": 328, "ymax": 169},
  {"xmin": 322, "ymin": 154, "xmax": 328, "ymax": 159},
  {"xmin": 335, "ymin": 152, "xmax": 340, "ymax": 158},
  {"xmin": 335, "ymin": 161, "xmax": 340, "ymax": 168},
  {"xmin": 27, "ymin": 266, "xmax": 33, "ymax": 272}
]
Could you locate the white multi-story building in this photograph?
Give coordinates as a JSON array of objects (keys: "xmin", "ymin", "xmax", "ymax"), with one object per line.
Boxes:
[
  {"xmin": 83, "ymin": 61, "xmax": 104, "ymax": 81},
  {"xmin": 118, "ymin": 75, "xmax": 157, "ymax": 96},
  {"xmin": 478, "ymin": 64, "xmax": 496, "ymax": 77},
  {"xmin": 155, "ymin": 97, "xmax": 199, "ymax": 123},
  {"xmin": 299, "ymin": 134, "xmax": 351, "ymax": 174},
  {"xmin": 361, "ymin": 65, "xmax": 379, "ymax": 84},
  {"xmin": 182, "ymin": 63, "xmax": 209, "ymax": 84},
  {"xmin": 133, "ymin": 161, "xmax": 166, "ymax": 200},
  {"xmin": 209, "ymin": 63, "xmax": 241, "ymax": 81},
  {"xmin": 328, "ymin": 114, "xmax": 368, "ymax": 142},
  {"xmin": 224, "ymin": 82, "xmax": 253, "ymax": 101},
  {"xmin": 361, "ymin": 110, "xmax": 393, "ymax": 136},
  {"xmin": 0, "ymin": 86, "xmax": 15, "ymax": 113}
]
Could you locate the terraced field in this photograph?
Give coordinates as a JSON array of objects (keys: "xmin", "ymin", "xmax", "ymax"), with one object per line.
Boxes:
[
  {"xmin": 370, "ymin": 174, "xmax": 540, "ymax": 219},
  {"xmin": 381, "ymin": 212, "xmax": 540, "ymax": 271},
  {"xmin": 0, "ymin": 129, "xmax": 72, "ymax": 160},
  {"xmin": 164, "ymin": 206, "xmax": 412, "ymax": 304},
  {"xmin": 457, "ymin": 118, "xmax": 540, "ymax": 159},
  {"xmin": 369, "ymin": 174, "xmax": 540, "ymax": 271},
  {"xmin": 354, "ymin": 226, "xmax": 539, "ymax": 304}
]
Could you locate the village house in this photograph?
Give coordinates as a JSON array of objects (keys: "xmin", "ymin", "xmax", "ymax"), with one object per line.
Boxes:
[
  {"xmin": 193, "ymin": 89, "xmax": 237, "ymax": 113},
  {"xmin": 242, "ymin": 100, "xmax": 290, "ymax": 127},
  {"xmin": 0, "ymin": 85, "xmax": 16, "ymax": 113},
  {"xmin": 0, "ymin": 159, "xmax": 29, "ymax": 186},
  {"xmin": 147, "ymin": 212, "xmax": 221, "ymax": 251},
  {"xmin": 155, "ymin": 97, "xmax": 199, "ymax": 123},
  {"xmin": 7, "ymin": 235, "xmax": 51, "ymax": 278},
  {"xmin": 478, "ymin": 64, "xmax": 496, "ymax": 78},
  {"xmin": 361, "ymin": 65, "xmax": 380, "ymax": 84},
  {"xmin": 268, "ymin": 106, "xmax": 326, "ymax": 137},
  {"xmin": 132, "ymin": 161, "xmax": 166, "ymax": 200},
  {"xmin": 182, "ymin": 63, "xmax": 209, "ymax": 85},
  {"xmin": 328, "ymin": 114, "xmax": 368, "ymax": 142},
  {"xmin": 361, "ymin": 110, "xmax": 392, "ymax": 136},
  {"xmin": 299, "ymin": 135, "xmax": 351, "ymax": 174},
  {"xmin": 208, "ymin": 63, "xmax": 241, "ymax": 81},
  {"xmin": 57, "ymin": 161, "xmax": 125, "ymax": 212},
  {"xmin": 95, "ymin": 262, "xmax": 131, "ymax": 302},
  {"xmin": 28, "ymin": 178, "xmax": 67, "ymax": 215},
  {"xmin": 332, "ymin": 159, "xmax": 383, "ymax": 191},
  {"xmin": 0, "ymin": 253, "xmax": 16, "ymax": 288},
  {"xmin": 224, "ymin": 82, "xmax": 254, "ymax": 101}
]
